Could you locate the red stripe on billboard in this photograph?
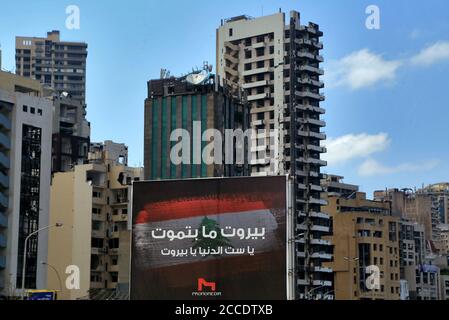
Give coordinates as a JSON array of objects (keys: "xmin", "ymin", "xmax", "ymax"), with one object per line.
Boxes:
[{"xmin": 135, "ymin": 196, "xmax": 268, "ymax": 224}]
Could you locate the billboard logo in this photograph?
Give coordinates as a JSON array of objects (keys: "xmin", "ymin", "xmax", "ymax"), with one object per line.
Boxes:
[
  {"xmin": 198, "ymin": 278, "xmax": 216, "ymax": 292},
  {"xmin": 192, "ymin": 278, "xmax": 222, "ymax": 297}
]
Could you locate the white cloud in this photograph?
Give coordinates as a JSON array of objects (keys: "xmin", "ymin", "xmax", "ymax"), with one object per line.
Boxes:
[
  {"xmin": 410, "ymin": 41, "xmax": 449, "ymax": 66},
  {"xmin": 323, "ymin": 133, "xmax": 390, "ymax": 166},
  {"xmin": 358, "ymin": 159, "xmax": 439, "ymax": 177},
  {"xmin": 326, "ymin": 49, "xmax": 402, "ymax": 90}
]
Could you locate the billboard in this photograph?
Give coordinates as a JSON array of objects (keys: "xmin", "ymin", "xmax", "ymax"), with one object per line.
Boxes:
[{"xmin": 131, "ymin": 176, "xmax": 287, "ymax": 300}]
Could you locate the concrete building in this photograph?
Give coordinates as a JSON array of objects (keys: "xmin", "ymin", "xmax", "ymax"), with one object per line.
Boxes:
[
  {"xmin": 322, "ymin": 176, "xmax": 401, "ymax": 300},
  {"xmin": 375, "ymin": 184, "xmax": 449, "ymax": 246},
  {"xmin": 321, "ymin": 174, "xmax": 358, "ymax": 198},
  {"xmin": 47, "ymin": 141, "xmax": 143, "ymax": 299},
  {"xmin": 0, "ymin": 71, "xmax": 52, "ymax": 296},
  {"xmin": 144, "ymin": 68, "xmax": 250, "ymax": 180},
  {"xmin": 399, "ymin": 219, "xmax": 426, "ymax": 299},
  {"xmin": 51, "ymin": 96, "xmax": 90, "ymax": 173},
  {"xmin": 416, "ymin": 264, "xmax": 440, "ymax": 300},
  {"xmin": 15, "ymin": 30, "xmax": 87, "ymax": 104},
  {"xmin": 217, "ymin": 10, "xmax": 330, "ymax": 299}
]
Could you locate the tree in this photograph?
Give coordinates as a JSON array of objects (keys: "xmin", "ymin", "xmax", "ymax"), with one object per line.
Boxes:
[{"xmin": 192, "ymin": 216, "xmax": 233, "ymax": 256}]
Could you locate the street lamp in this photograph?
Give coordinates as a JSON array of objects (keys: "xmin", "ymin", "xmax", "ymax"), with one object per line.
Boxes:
[
  {"xmin": 21, "ymin": 222, "xmax": 63, "ymax": 299},
  {"xmin": 41, "ymin": 261, "xmax": 62, "ymax": 292},
  {"xmin": 306, "ymin": 284, "xmax": 328, "ymax": 300},
  {"xmin": 323, "ymin": 290, "xmax": 335, "ymax": 300},
  {"xmin": 289, "ymin": 232, "xmax": 305, "ymax": 243},
  {"xmin": 343, "ymin": 256, "xmax": 359, "ymax": 300}
]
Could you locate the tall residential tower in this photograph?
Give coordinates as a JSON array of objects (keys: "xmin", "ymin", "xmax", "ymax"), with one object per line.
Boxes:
[
  {"xmin": 15, "ymin": 30, "xmax": 87, "ymax": 103},
  {"xmin": 217, "ymin": 11, "xmax": 330, "ymax": 299}
]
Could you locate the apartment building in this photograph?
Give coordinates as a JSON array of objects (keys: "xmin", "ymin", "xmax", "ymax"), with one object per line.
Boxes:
[
  {"xmin": 51, "ymin": 96, "xmax": 90, "ymax": 172},
  {"xmin": 15, "ymin": 30, "xmax": 87, "ymax": 104},
  {"xmin": 217, "ymin": 10, "xmax": 330, "ymax": 299},
  {"xmin": 399, "ymin": 219, "xmax": 426, "ymax": 299},
  {"xmin": 375, "ymin": 185, "xmax": 449, "ymax": 246},
  {"xmin": 144, "ymin": 69, "xmax": 250, "ymax": 180},
  {"xmin": 0, "ymin": 71, "xmax": 52, "ymax": 296},
  {"xmin": 47, "ymin": 141, "xmax": 143, "ymax": 299},
  {"xmin": 322, "ymin": 176, "xmax": 401, "ymax": 300},
  {"xmin": 416, "ymin": 264, "xmax": 441, "ymax": 300}
]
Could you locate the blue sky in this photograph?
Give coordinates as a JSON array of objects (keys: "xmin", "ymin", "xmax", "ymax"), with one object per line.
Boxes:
[{"xmin": 1, "ymin": 0, "xmax": 448, "ymax": 196}]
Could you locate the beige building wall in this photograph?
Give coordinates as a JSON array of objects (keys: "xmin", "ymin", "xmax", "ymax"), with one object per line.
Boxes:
[
  {"xmin": 47, "ymin": 166, "xmax": 94, "ymax": 300},
  {"xmin": 323, "ymin": 192, "xmax": 401, "ymax": 300},
  {"xmin": 48, "ymin": 151, "xmax": 142, "ymax": 299}
]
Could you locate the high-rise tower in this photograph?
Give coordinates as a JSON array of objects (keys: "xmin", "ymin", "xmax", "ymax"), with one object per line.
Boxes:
[{"xmin": 217, "ymin": 10, "xmax": 331, "ymax": 299}]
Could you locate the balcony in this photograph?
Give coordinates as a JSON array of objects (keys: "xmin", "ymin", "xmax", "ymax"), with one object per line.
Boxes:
[
  {"xmin": 0, "ymin": 212, "xmax": 7, "ymax": 228},
  {"xmin": 297, "ymin": 130, "xmax": 326, "ymax": 140},
  {"xmin": 297, "ymin": 278, "xmax": 310, "ymax": 286},
  {"xmin": 224, "ymin": 66, "xmax": 238, "ymax": 77},
  {"xmin": 312, "ymin": 280, "xmax": 332, "ymax": 287},
  {"xmin": 0, "ymin": 151, "xmax": 10, "ymax": 169},
  {"xmin": 242, "ymin": 66, "xmax": 270, "ymax": 77},
  {"xmin": 310, "ymin": 225, "xmax": 330, "ymax": 233},
  {"xmin": 300, "ymin": 118, "xmax": 326, "ymax": 127},
  {"xmin": 224, "ymin": 41, "xmax": 239, "ymax": 51},
  {"xmin": 310, "ymin": 211, "xmax": 330, "ymax": 219},
  {"xmin": 299, "ymin": 143, "xmax": 326, "ymax": 153},
  {"xmin": 314, "ymin": 266, "xmax": 332, "ymax": 273},
  {"xmin": 308, "ymin": 197, "xmax": 327, "ymax": 206},
  {"xmin": 247, "ymin": 92, "xmax": 270, "ymax": 101},
  {"xmin": 295, "ymin": 104, "xmax": 325, "ymax": 114},
  {"xmin": 0, "ymin": 113, "xmax": 11, "ymax": 131},
  {"xmin": 295, "ymin": 90, "xmax": 325, "ymax": 101},
  {"xmin": 242, "ymin": 80, "xmax": 268, "ymax": 89},
  {"xmin": 295, "ymin": 169, "xmax": 320, "ymax": 178},
  {"xmin": 112, "ymin": 214, "xmax": 128, "ymax": 222},
  {"xmin": 310, "ymin": 252, "xmax": 332, "ymax": 260},
  {"xmin": 0, "ymin": 172, "xmax": 8, "ymax": 189},
  {"xmin": 297, "ymin": 65, "xmax": 324, "ymax": 75},
  {"xmin": 0, "ymin": 132, "xmax": 10, "ymax": 150},
  {"xmin": 310, "ymin": 238, "xmax": 332, "ymax": 246},
  {"xmin": 297, "ymin": 77, "xmax": 324, "ymax": 88},
  {"xmin": 224, "ymin": 52, "xmax": 239, "ymax": 64},
  {"xmin": 297, "ymin": 157, "xmax": 327, "ymax": 167}
]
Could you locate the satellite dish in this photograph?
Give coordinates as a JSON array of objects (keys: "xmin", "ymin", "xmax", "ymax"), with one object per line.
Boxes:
[{"xmin": 185, "ymin": 70, "xmax": 209, "ymax": 85}]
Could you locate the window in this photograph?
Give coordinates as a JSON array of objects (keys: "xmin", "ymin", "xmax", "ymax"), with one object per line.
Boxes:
[
  {"xmin": 229, "ymin": 28, "xmax": 233, "ymax": 37},
  {"xmin": 30, "ymin": 107, "xmax": 35, "ymax": 114},
  {"xmin": 23, "ymin": 105, "xmax": 28, "ymax": 112},
  {"xmin": 245, "ymin": 50, "xmax": 252, "ymax": 59},
  {"xmin": 37, "ymin": 109, "xmax": 42, "ymax": 116}
]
